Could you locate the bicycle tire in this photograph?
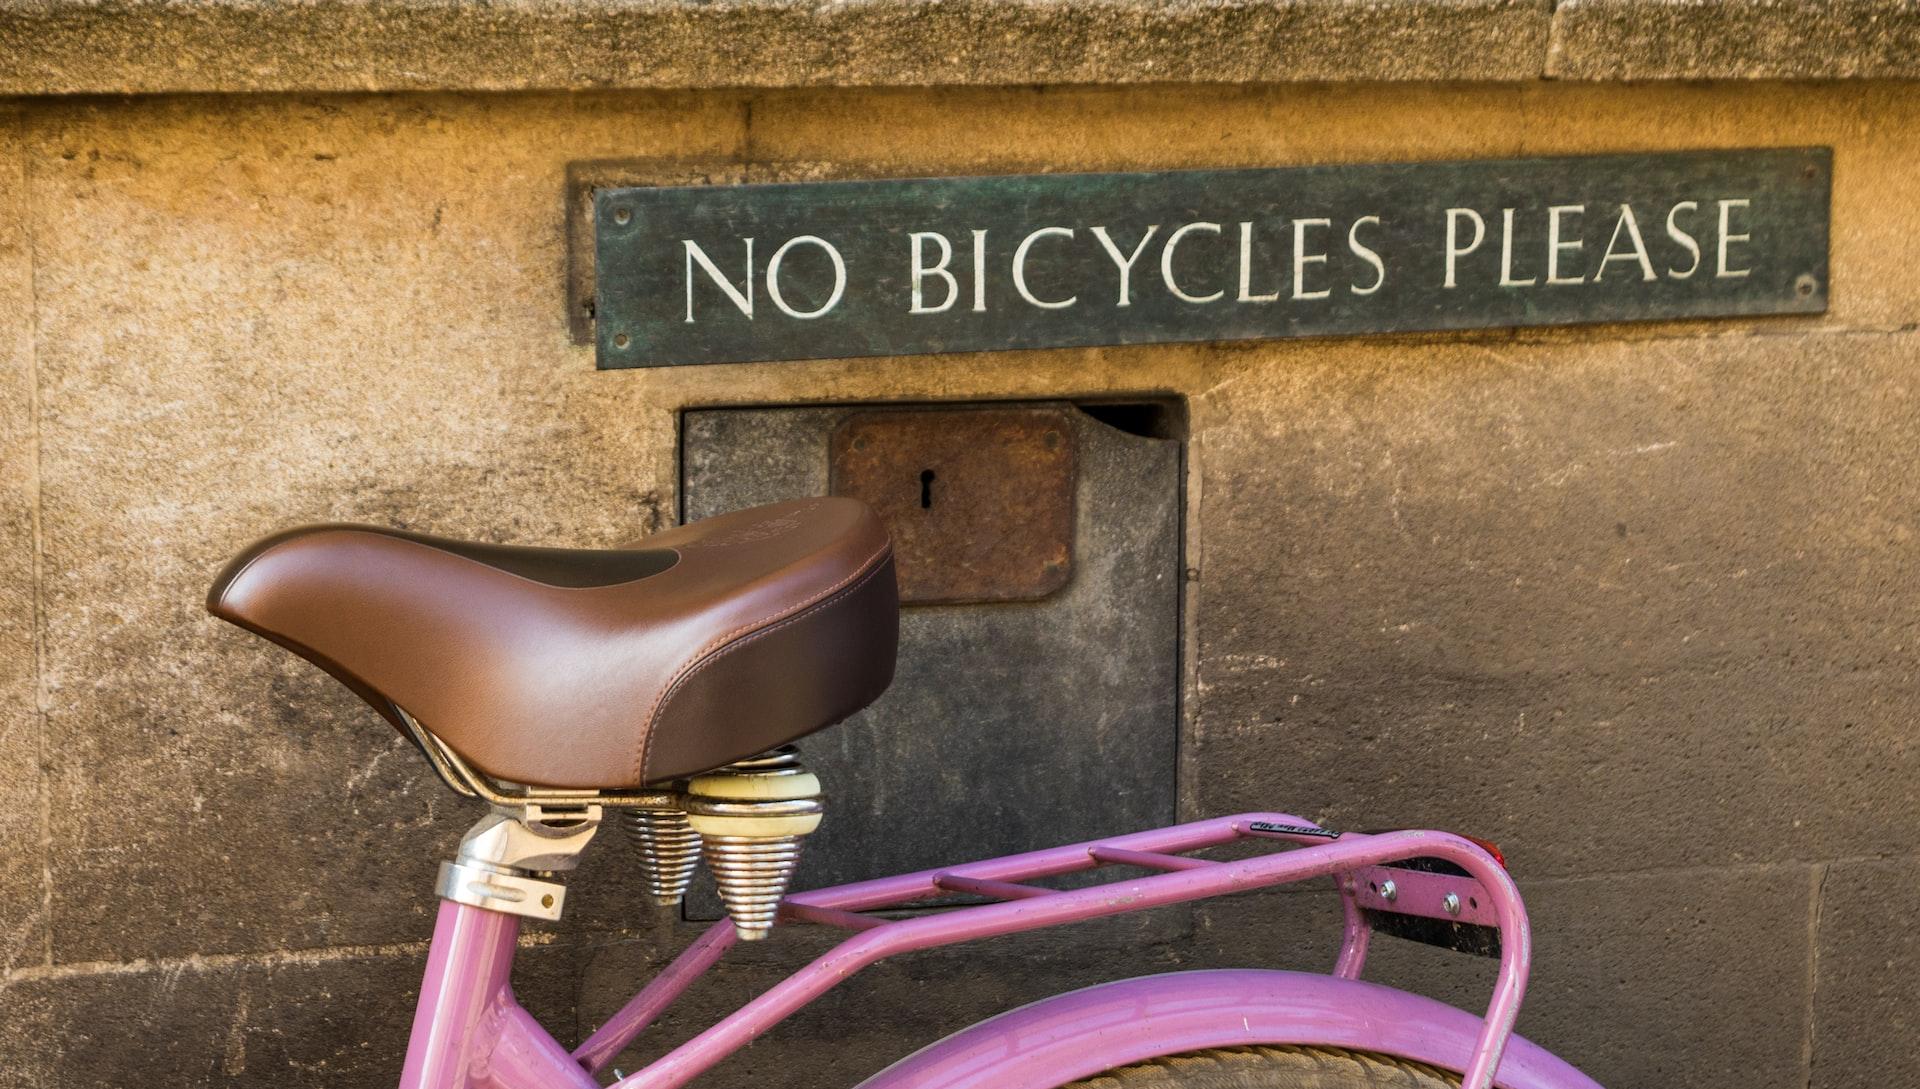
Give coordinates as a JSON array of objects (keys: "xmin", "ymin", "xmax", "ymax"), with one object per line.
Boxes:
[{"xmin": 1062, "ymin": 1045, "xmax": 1464, "ymax": 1089}]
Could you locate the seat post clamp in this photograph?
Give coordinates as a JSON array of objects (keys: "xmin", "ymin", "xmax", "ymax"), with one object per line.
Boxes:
[
  {"xmin": 433, "ymin": 805, "xmax": 602, "ymax": 921},
  {"xmin": 436, "ymin": 861, "xmax": 572, "ymax": 922}
]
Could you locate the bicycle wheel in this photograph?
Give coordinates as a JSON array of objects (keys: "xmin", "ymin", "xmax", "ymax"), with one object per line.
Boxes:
[{"xmin": 1063, "ymin": 1045, "xmax": 1463, "ymax": 1089}]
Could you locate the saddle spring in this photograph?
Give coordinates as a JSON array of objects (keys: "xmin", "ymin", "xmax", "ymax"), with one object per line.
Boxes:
[{"xmin": 625, "ymin": 746, "xmax": 824, "ymax": 940}]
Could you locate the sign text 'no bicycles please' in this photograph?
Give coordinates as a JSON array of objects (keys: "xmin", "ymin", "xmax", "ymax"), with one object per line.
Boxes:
[{"xmin": 591, "ymin": 148, "xmax": 1830, "ymax": 368}]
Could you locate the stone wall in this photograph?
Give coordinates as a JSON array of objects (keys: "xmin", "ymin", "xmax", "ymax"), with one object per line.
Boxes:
[
  {"xmin": 6, "ymin": 0, "xmax": 1920, "ymax": 92},
  {"xmin": 0, "ymin": 81, "xmax": 1915, "ymax": 1088}
]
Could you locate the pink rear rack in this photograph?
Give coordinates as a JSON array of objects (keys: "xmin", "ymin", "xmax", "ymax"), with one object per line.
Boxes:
[{"xmin": 582, "ymin": 813, "xmax": 1529, "ymax": 1089}]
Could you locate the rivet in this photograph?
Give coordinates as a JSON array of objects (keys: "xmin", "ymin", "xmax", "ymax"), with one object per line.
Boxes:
[
  {"xmin": 613, "ymin": 207, "xmax": 632, "ymax": 225},
  {"xmin": 1443, "ymin": 892, "xmax": 1461, "ymax": 917},
  {"xmin": 1380, "ymin": 879, "xmax": 1397, "ymax": 903},
  {"xmin": 541, "ymin": 893, "xmax": 556, "ymax": 909},
  {"xmin": 1794, "ymin": 274, "xmax": 1818, "ymax": 298},
  {"xmin": 613, "ymin": 332, "xmax": 631, "ymax": 349}
]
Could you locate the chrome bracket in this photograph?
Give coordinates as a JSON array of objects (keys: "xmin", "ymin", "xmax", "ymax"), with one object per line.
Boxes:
[
  {"xmin": 395, "ymin": 706, "xmax": 679, "ymax": 812},
  {"xmin": 436, "ymin": 861, "xmax": 572, "ymax": 922},
  {"xmin": 434, "ymin": 806, "xmax": 602, "ymax": 921}
]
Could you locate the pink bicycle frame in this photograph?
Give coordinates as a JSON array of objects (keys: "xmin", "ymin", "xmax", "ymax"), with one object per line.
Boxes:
[{"xmin": 398, "ymin": 813, "xmax": 1605, "ymax": 1089}]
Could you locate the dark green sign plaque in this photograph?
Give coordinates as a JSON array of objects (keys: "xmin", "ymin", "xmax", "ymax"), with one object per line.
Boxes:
[{"xmin": 593, "ymin": 148, "xmax": 1829, "ymax": 368}]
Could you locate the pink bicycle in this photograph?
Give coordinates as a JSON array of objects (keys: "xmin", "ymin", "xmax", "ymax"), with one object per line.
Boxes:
[{"xmin": 208, "ymin": 496, "xmax": 1605, "ymax": 1089}]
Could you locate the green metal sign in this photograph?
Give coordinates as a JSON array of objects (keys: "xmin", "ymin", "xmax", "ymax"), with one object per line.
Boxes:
[{"xmin": 593, "ymin": 148, "xmax": 1829, "ymax": 368}]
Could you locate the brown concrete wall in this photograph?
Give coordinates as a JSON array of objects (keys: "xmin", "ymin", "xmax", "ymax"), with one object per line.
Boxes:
[{"xmin": 0, "ymin": 82, "xmax": 1914, "ymax": 1088}]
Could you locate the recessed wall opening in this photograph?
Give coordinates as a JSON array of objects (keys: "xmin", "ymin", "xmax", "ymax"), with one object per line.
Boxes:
[
  {"xmin": 678, "ymin": 396, "xmax": 1187, "ymax": 918},
  {"xmin": 1073, "ymin": 399, "xmax": 1187, "ymax": 441}
]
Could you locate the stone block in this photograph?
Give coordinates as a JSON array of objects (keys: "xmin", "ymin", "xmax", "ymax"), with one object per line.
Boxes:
[
  {"xmin": 0, "ymin": 106, "xmax": 46, "ymax": 978},
  {"xmin": 1191, "ymin": 331, "xmax": 1920, "ymax": 876},
  {"xmin": 1811, "ymin": 859, "xmax": 1920, "ymax": 1089},
  {"xmin": 0, "ymin": 0, "xmax": 1552, "ymax": 97},
  {"xmin": 1551, "ymin": 1, "xmax": 1920, "ymax": 80},
  {"xmin": 0, "ymin": 943, "xmax": 583, "ymax": 1088}
]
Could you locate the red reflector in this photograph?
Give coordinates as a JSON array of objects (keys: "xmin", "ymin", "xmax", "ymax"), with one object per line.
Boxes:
[
  {"xmin": 1462, "ymin": 835, "xmax": 1507, "ymax": 869},
  {"xmin": 1361, "ymin": 828, "xmax": 1507, "ymax": 870}
]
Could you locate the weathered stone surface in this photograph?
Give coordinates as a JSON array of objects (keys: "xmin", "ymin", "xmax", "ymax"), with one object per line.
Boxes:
[
  {"xmin": 24, "ymin": 93, "xmax": 743, "ymax": 962},
  {"xmin": 1192, "ymin": 330, "xmax": 1919, "ymax": 877},
  {"xmin": 1812, "ymin": 859, "xmax": 1920, "ymax": 1089},
  {"xmin": 0, "ymin": 942, "xmax": 584, "ymax": 1088},
  {"xmin": 1551, "ymin": 1, "xmax": 1920, "ymax": 80},
  {"xmin": 9, "ymin": 0, "xmax": 1919, "ymax": 96},
  {"xmin": 0, "ymin": 0, "xmax": 1552, "ymax": 96},
  {"xmin": 1410, "ymin": 869, "xmax": 1811, "ymax": 1089},
  {"xmin": 0, "ymin": 107, "xmax": 46, "ymax": 980}
]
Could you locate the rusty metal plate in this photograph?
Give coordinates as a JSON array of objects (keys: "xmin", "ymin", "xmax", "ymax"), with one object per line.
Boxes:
[{"xmin": 830, "ymin": 408, "xmax": 1075, "ymax": 604}]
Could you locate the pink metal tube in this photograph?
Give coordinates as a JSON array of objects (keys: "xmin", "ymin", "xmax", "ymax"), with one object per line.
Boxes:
[
  {"xmin": 483, "ymin": 1003, "xmax": 599, "ymax": 1089},
  {"xmin": 1333, "ymin": 875, "xmax": 1373, "ymax": 979},
  {"xmin": 573, "ymin": 920, "xmax": 739, "ymax": 1075},
  {"xmin": 780, "ymin": 902, "xmax": 892, "ymax": 931},
  {"xmin": 793, "ymin": 812, "xmax": 1280, "ymax": 911},
  {"xmin": 401, "ymin": 900, "xmax": 601, "ymax": 1089},
  {"xmin": 399, "ymin": 901, "xmax": 521, "ymax": 1089},
  {"xmin": 855, "ymin": 970, "xmax": 1598, "ymax": 1089},
  {"xmin": 1087, "ymin": 846, "xmax": 1217, "ymax": 872},
  {"xmin": 932, "ymin": 874, "xmax": 1056, "ymax": 900}
]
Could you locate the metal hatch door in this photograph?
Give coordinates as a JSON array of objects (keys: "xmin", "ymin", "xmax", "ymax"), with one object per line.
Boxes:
[{"xmin": 680, "ymin": 400, "xmax": 1183, "ymax": 913}]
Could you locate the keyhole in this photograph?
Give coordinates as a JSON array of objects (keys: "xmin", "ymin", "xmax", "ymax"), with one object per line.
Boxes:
[{"xmin": 920, "ymin": 469, "xmax": 936, "ymax": 509}]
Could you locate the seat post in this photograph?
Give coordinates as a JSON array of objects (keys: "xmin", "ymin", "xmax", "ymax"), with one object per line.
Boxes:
[{"xmin": 683, "ymin": 747, "xmax": 825, "ymax": 940}]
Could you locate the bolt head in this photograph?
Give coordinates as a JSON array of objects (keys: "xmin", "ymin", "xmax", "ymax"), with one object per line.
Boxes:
[
  {"xmin": 1443, "ymin": 892, "xmax": 1461, "ymax": 916},
  {"xmin": 1380, "ymin": 879, "xmax": 1397, "ymax": 903}
]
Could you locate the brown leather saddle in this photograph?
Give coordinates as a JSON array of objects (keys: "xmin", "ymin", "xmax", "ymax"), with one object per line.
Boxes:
[{"xmin": 207, "ymin": 498, "xmax": 899, "ymax": 789}]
